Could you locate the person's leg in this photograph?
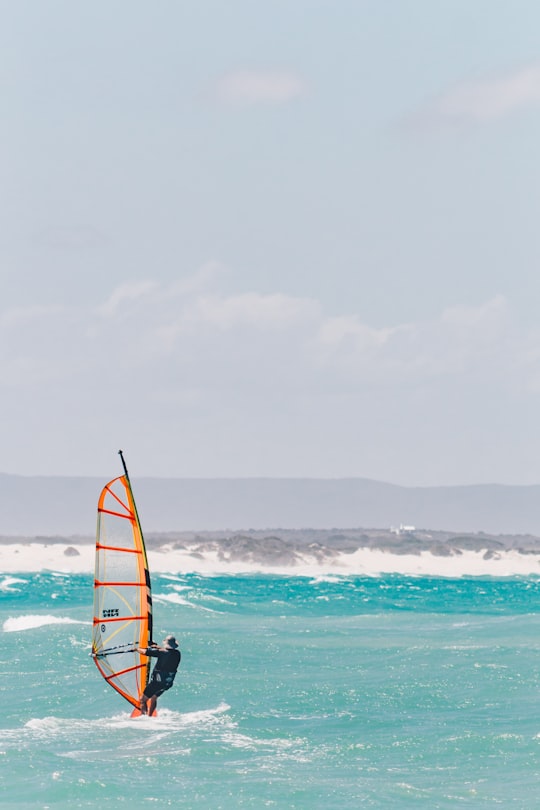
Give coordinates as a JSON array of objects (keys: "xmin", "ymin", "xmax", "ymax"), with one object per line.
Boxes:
[
  {"xmin": 140, "ymin": 694, "xmax": 148, "ymax": 715},
  {"xmin": 148, "ymin": 695, "xmax": 158, "ymax": 716}
]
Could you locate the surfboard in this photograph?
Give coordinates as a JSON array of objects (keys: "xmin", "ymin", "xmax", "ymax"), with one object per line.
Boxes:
[
  {"xmin": 91, "ymin": 451, "xmax": 155, "ymax": 716},
  {"xmin": 130, "ymin": 706, "xmax": 157, "ymax": 718}
]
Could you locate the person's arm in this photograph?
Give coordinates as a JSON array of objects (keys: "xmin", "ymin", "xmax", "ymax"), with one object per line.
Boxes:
[{"xmin": 138, "ymin": 646, "xmax": 160, "ymax": 657}]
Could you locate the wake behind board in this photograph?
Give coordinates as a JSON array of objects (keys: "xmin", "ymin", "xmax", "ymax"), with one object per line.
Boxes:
[{"xmin": 130, "ymin": 707, "xmax": 158, "ymax": 718}]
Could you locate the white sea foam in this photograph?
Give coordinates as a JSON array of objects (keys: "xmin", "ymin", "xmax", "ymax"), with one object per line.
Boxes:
[
  {"xmin": 176, "ymin": 702, "xmax": 231, "ymax": 726},
  {"xmin": 3, "ymin": 615, "xmax": 86, "ymax": 633},
  {"xmin": 24, "ymin": 704, "xmax": 231, "ymax": 737},
  {"xmin": 154, "ymin": 592, "xmax": 219, "ymax": 612},
  {"xmin": 0, "ymin": 576, "xmax": 26, "ymax": 592},
  {"xmin": 100, "ymin": 703, "xmax": 232, "ymax": 732},
  {"xmin": 196, "ymin": 593, "xmax": 237, "ymax": 605},
  {"xmin": 153, "ymin": 592, "xmax": 193, "ymax": 606},
  {"xmin": 25, "ymin": 716, "xmax": 65, "ymax": 734}
]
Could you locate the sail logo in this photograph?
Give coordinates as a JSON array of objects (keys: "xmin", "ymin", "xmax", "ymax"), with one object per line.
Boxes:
[{"xmin": 102, "ymin": 608, "xmax": 120, "ymax": 618}]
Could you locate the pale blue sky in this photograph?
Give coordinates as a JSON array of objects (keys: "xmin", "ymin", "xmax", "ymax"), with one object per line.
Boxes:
[{"xmin": 2, "ymin": 1, "xmax": 540, "ymax": 485}]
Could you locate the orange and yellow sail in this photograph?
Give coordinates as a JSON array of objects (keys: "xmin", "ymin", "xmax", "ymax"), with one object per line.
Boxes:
[{"xmin": 91, "ymin": 454, "xmax": 153, "ymax": 709}]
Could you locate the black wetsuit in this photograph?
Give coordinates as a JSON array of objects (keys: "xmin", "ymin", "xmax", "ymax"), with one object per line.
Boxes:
[{"xmin": 143, "ymin": 647, "xmax": 181, "ymax": 698}]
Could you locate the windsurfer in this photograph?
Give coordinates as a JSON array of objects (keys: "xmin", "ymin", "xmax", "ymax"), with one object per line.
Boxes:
[{"xmin": 138, "ymin": 635, "xmax": 181, "ymax": 715}]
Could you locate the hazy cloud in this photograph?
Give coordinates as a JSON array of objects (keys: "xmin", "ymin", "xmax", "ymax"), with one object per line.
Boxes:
[
  {"xmin": 0, "ymin": 272, "xmax": 532, "ymax": 483},
  {"xmin": 0, "ymin": 269, "xmax": 524, "ymax": 395},
  {"xmin": 98, "ymin": 281, "xmax": 159, "ymax": 318},
  {"xmin": 423, "ymin": 63, "xmax": 540, "ymax": 123},
  {"xmin": 191, "ymin": 292, "xmax": 319, "ymax": 331},
  {"xmin": 309, "ymin": 296, "xmax": 514, "ymax": 385},
  {"xmin": 169, "ymin": 261, "xmax": 226, "ymax": 296},
  {"xmin": 215, "ymin": 69, "xmax": 306, "ymax": 105}
]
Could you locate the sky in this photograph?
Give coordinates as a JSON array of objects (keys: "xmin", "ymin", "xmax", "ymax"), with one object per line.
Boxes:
[{"xmin": 2, "ymin": 0, "xmax": 540, "ymax": 485}]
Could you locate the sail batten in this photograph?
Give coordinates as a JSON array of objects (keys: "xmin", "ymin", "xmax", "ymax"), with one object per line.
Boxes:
[
  {"xmin": 94, "ymin": 612, "xmax": 146, "ymax": 620},
  {"xmin": 99, "ymin": 509, "xmax": 136, "ymax": 520},
  {"xmin": 92, "ymin": 465, "xmax": 152, "ymax": 709},
  {"xmin": 94, "ymin": 581, "xmax": 146, "ymax": 588}
]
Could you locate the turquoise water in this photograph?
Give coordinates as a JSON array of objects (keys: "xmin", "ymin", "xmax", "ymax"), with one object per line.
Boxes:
[{"xmin": 2, "ymin": 572, "xmax": 540, "ymax": 808}]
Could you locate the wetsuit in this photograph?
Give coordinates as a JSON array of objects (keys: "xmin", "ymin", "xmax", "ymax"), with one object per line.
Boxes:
[{"xmin": 142, "ymin": 646, "xmax": 181, "ymax": 699}]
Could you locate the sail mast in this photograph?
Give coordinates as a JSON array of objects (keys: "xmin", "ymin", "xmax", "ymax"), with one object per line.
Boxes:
[{"xmin": 118, "ymin": 450, "xmax": 153, "ymax": 644}]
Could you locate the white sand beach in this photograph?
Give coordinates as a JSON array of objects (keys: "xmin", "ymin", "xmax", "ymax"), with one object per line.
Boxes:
[{"xmin": 1, "ymin": 541, "xmax": 540, "ymax": 577}]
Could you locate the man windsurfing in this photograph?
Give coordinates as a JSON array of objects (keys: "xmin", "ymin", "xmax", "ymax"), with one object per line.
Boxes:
[{"xmin": 137, "ymin": 634, "xmax": 181, "ymax": 715}]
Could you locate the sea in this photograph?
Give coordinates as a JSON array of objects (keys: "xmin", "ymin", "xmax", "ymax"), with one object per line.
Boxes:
[{"xmin": 2, "ymin": 570, "xmax": 540, "ymax": 809}]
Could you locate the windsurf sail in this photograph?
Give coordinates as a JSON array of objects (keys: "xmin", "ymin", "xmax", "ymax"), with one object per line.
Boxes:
[{"xmin": 91, "ymin": 451, "xmax": 153, "ymax": 710}]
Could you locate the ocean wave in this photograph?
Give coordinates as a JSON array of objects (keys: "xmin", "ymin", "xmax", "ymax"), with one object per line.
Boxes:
[
  {"xmin": 153, "ymin": 592, "xmax": 219, "ymax": 612},
  {"xmin": 96, "ymin": 703, "xmax": 233, "ymax": 733},
  {"xmin": 309, "ymin": 575, "xmax": 346, "ymax": 585},
  {"xmin": 22, "ymin": 703, "xmax": 229, "ymax": 734},
  {"xmin": 3, "ymin": 615, "xmax": 86, "ymax": 633},
  {"xmin": 0, "ymin": 576, "xmax": 27, "ymax": 592},
  {"xmin": 173, "ymin": 702, "xmax": 231, "ymax": 726},
  {"xmin": 25, "ymin": 716, "xmax": 66, "ymax": 734}
]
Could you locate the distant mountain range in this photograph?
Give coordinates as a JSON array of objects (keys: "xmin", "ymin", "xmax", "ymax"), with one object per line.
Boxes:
[{"xmin": 1, "ymin": 474, "xmax": 540, "ymax": 537}]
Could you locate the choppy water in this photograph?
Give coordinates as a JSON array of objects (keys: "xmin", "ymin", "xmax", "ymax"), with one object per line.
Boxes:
[{"xmin": 2, "ymin": 572, "xmax": 540, "ymax": 808}]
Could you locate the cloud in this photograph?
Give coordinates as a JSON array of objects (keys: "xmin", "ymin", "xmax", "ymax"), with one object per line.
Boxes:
[
  {"xmin": 169, "ymin": 261, "xmax": 226, "ymax": 296},
  {"xmin": 395, "ymin": 296, "xmax": 512, "ymax": 378},
  {"xmin": 98, "ymin": 280, "xmax": 159, "ymax": 318},
  {"xmin": 0, "ymin": 267, "xmax": 528, "ymax": 406},
  {"xmin": 0, "ymin": 269, "xmax": 535, "ymax": 482},
  {"xmin": 317, "ymin": 315, "xmax": 396, "ymax": 355},
  {"xmin": 309, "ymin": 295, "xmax": 513, "ymax": 384},
  {"xmin": 215, "ymin": 69, "xmax": 306, "ymax": 105},
  {"xmin": 190, "ymin": 292, "xmax": 319, "ymax": 331},
  {"xmin": 97, "ymin": 263, "xmax": 226, "ymax": 322},
  {"xmin": 421, "ymin": 63, "xmax": 540, "ymax": 124},
  {"xmin": 89, "ymin": 277, "xmax": 321, "ymax": 379}
]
